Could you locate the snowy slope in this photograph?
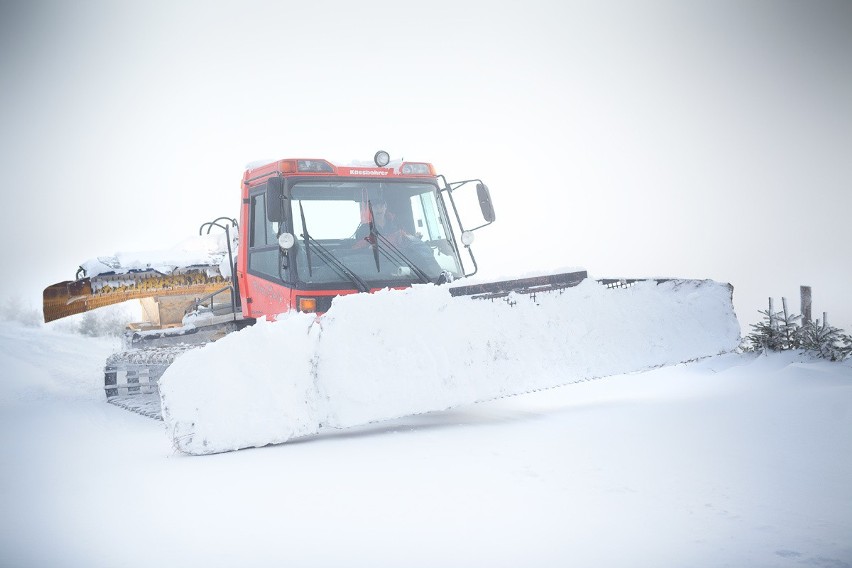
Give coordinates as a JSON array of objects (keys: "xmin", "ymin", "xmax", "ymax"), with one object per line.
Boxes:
[{"xmin": 1, "ymin": 321, "xmax": 851, "ymax": 567}]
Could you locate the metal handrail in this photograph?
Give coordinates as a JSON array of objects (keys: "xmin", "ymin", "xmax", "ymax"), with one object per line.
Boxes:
[
  {"xmin": 186, "ymin": 284, "xmax": 235, "ymax": 316},
  {"xmin": 198, "ymin": 218, "xmax": 239, "ymax": 320}
]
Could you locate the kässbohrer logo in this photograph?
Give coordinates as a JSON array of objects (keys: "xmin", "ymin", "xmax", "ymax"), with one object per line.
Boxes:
[{"xmin": 348, "ymin": 169, "xmax": 389, "ymax": 176}]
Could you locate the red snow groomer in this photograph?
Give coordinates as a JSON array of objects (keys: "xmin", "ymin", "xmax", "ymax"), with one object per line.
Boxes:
[
  {"xmin": 42, "ymin": 151, "xmax": 738, "ymax": 433},
  {"xmin": 235, "ymin": 151, "xmax": 501, "ymax": 318}
]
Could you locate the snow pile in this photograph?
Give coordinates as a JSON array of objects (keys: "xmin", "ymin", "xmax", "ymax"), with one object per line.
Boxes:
[
  {"xmin": 160, "ymin": 278, "xmax": 740, "ymax": 454},
  {"xmin": 78, "ymin": 231, "xmax": 237, "ymax": 279}
]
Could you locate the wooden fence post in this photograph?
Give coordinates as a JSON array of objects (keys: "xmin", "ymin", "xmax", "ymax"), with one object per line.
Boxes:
[{"xmin": 801, "ymin": 286, "xmax": 812, "ymax": 325}]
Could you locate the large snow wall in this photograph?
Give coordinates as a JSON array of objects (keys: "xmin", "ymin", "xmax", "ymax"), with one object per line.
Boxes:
[{"xmin": 160, "ymin": 278, "xmax": 741, "ymax": 454}]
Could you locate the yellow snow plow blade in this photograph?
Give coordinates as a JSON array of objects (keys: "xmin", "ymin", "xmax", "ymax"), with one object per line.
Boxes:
[{"xmin": 43, "ymin": 271, "xmax": 228, "ymax": 323}]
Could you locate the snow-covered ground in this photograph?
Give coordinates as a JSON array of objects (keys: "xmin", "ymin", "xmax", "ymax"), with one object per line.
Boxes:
[{"xmin": 1, "ymin": 321, "xmax": 851, "ymax": 568}]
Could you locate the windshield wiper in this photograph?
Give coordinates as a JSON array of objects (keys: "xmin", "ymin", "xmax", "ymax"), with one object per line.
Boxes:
[
  {"xmin": 367, "ymin": 200, "xmax": 381, "ymax": 272},
  {"xmin": 365, "ymin": 200, "xmax": 431, "ymax": 284},
  {"xmin": 298, "ymin": 201, "xmax": 314, "ymax": 276},
  {"xmin": 374, "ymin": 233, "xmax": 432, "ymax": 284},
  {"xmin": 298, "ymin": 204, "xmax": 368, "ymax": 293},
  {"xmin": 314, "ymin": 238, "xmax": 371, "ymax": 293}
]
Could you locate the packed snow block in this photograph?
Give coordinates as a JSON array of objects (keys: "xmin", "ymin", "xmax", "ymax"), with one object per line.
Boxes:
[
  {"xmin": 160, "ymin": 311, "xmax": 324, "ymax": 454},
  {"xmin": 317, "ymin": 279, "xmax": 740, "ymax": 428},
  {"xmin": 160, "ymin": 278, "xmax": 740, "ymax": 455}
]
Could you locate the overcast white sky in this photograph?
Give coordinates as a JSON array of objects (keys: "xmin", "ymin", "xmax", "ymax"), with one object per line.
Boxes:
[{"xmin": 1, "ymin": 0, "xmax": 850, "ymax": 329}]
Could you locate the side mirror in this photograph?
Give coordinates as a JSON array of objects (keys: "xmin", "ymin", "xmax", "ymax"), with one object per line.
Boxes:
[
  {"xmin": 476, "ymin": 183, "xmax": 495, "ymax": 223},
  {"xmin": 265, "ymin": 177, "xmax": 284, "ymax": 222}
]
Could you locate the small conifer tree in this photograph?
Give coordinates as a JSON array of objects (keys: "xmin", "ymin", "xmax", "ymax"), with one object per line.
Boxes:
[
  {"xmin": 744, "ymin": 298, "xmax": 852, "ymax": 361},
  {"xmin": 799, "ymin": 319, "xmax": 852, "ymax": 362}
]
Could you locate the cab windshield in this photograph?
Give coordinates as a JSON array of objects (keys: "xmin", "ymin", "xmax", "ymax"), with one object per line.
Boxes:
[{"xmin": 289, "ymin": 180, "xmax": 461, "ymax": 288}]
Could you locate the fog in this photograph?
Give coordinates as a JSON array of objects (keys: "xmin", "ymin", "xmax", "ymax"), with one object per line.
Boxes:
[{"xmin": 2, "ymin": 0, "xmax": 850, "ymax": 330}]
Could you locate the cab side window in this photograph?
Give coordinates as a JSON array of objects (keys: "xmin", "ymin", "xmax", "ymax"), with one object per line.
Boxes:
[
  {"xmin": 250, "ymin": 194, "xmax": 279, "ymax": 247},
  {"xmin": 248, "ymin": 193, "xmax": 284, "ymax": 280}
]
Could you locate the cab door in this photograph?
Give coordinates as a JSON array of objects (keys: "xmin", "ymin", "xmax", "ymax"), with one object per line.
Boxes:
[{"xmin": 243, "ymin": 181, "xmax": 293, "ymax": 318}]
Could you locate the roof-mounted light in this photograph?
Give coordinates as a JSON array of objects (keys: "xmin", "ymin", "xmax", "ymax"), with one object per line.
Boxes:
[
  {"xmin": 374, "ymin": 150, "xmax": 390, "ymax": 167},
  {"xmin": 278, "ymin": 160, "xmax": 297, "ymax": 173},
  {"xmin": 400, "ymin": 162, "xmax": 434, "ymax": 175},
  {"xmin": 297, "ymin": 160, "xmax": 334, "ymax": 173}
]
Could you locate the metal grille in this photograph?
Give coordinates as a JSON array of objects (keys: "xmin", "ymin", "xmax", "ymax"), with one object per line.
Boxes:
[
  {"xmin": 455, "ymin": 274, "xmax": 674, "ymax": 307},
  {"xmin": 450, "ymin": 270, "xmax": 588, "ymax": 300},
  {"xmin": 598, "ymin": 278, "xmax": 671, "ymax": 290}
]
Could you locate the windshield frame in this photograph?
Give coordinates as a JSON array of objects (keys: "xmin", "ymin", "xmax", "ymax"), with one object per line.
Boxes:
[{"xmin": 281, "ymin": 176, "xmax": 462, "ymax": 291}]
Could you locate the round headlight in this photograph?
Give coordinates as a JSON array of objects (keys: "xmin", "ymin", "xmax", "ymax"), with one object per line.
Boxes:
[
  {"xmin": 374, "ymin": 150, "xmax": 390, "ymax": 167},
  {"xmin": 461, "ymin": 231, "xmax": 475, "ymax": 246},
  {"xmin": 278, "ymin": 232, "xmax": 296, "ymax": 249}
]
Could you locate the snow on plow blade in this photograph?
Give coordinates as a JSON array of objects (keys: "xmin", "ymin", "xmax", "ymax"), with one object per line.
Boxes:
[{"xmin": 160, "ymin": 278, "xmax": 740, "ymax": 455}]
